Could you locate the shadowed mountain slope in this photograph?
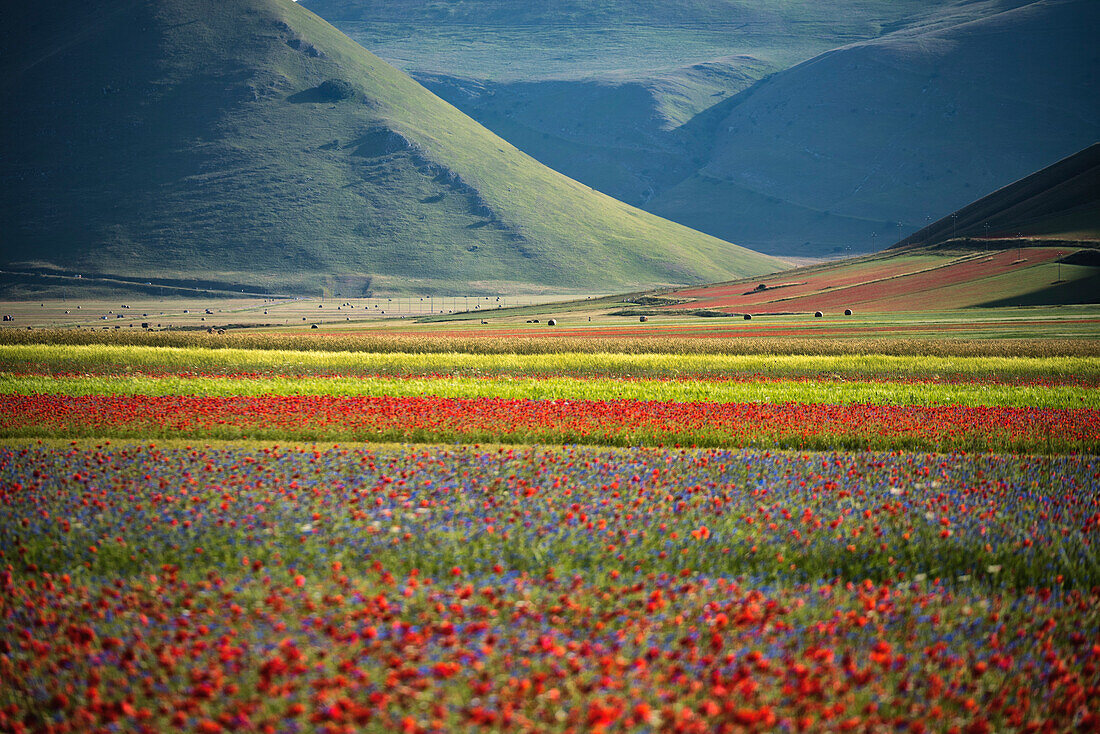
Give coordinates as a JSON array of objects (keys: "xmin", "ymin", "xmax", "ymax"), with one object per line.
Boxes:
[
  {"xmin": 0, "ymin": 0, "xmax": 782, "ymax": 296},
  {"xmin": 307, "ymin": 0, "xmax": 961, "ymax": 221},
  {"xmin": 305, "ymin": 0, "xmax": 1099, "ymax": 259},
  {"xmin": 648, "ymin": 0, "xmax": 1100, "ymax": 256},
  {"xmin": 893, "ymin": 143, "xmax": 1100, "ymax": 250}
]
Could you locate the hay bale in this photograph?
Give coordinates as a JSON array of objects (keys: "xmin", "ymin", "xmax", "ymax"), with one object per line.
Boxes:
[
  {"xmin": 814, "ymin": 311, "xmax": 823, "ymax": 318},
  {"xmin": 743, "ymin": 313, "xmax": 752, "ymax": 321},
  {"xmin": 844, "ymin": 309, "xmax": 853, "ymax": 316},
  {"xmin": 547, "ymin": 318, "xmax": 557, "ymax": 326},
  {"xmin": 639, "ymin": 315, "xmax": 648, "ymax": 323}
]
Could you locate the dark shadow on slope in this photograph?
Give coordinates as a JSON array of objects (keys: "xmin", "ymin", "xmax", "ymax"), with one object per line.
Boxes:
[{"xmin": 976, "ymin": 271, "xmax": 1100, "ymax": 307}]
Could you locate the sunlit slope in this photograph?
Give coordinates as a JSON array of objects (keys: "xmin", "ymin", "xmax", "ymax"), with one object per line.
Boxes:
[
  {"xmin": 0, "ymin": 0, "xmax": 782, "ymax": 295},
  {"xmin": 651, "ymin": 0, "xmax": 1100, "ymax": 256},
  {"xmin": 648, "ymin": 245, "xmax": 1098, "ymax": 314}
]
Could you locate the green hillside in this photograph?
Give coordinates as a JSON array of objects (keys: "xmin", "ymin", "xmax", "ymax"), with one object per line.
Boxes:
[
  {"xmin": 304, "ymin": 0, "xmax": 1099, "ymax": 259},
  {"xmin": 307, "ymin": 0, "xmax": 959, "ymax": 216},
  {"xmin": 0, "ymin": 0, "xmax": 783, "ymax": 296}
]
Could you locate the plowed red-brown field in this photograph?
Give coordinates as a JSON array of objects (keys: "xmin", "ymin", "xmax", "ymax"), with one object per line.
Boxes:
[{"xmin": 667, "ymin": 249, "xmax": 1069, "ymax": 314}]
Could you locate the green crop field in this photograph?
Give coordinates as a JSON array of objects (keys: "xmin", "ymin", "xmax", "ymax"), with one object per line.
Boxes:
[
  {"xmin": 3, "ymin": 343, "xmax": 1099, "ymax": 384},
  {"xmin": 4, "ymin": 373, "xmax": 1095, "ymax": 410}
]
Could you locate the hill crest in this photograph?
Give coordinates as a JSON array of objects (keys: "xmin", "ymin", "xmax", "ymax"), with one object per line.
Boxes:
[{"xmin": 0, "ymin": 0, "xmax": 783, "ymax": 296}]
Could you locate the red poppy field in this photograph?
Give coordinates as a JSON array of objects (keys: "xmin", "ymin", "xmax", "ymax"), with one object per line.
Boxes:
[
  {"xmin": 660, "ymin": 249, "xmax": 1080, "ymax": 315},
  {"xmin": 2, "ymin": 394, "xmax": 1097, "ymax": 454},
  {"xmin": 1, "ymin": 336, "xmax": 1098, "ymax": 733}
]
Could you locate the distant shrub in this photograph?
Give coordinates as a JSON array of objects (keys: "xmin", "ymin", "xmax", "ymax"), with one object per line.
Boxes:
[
  {"xmin": 317, "ymin": 79, "xmax": 355, "ymax": 101},
  {"xmin": 286, "ymin": 38, "xmax": 323, "ymax": 58}
]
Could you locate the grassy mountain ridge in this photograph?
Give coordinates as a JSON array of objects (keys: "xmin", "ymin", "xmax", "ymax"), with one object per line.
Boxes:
[{"xmin": 0, "ymin": 0, "xmax": 782, "ymax": 296}]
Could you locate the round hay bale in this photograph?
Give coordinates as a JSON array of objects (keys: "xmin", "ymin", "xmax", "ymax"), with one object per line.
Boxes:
[
  {"xmin": 844, "ymin": 308, "xmax": 853, "ymax": 316},
  {"xmin": 814, "ymin": 311, "xmax": 823, "ymax": 318},
  {"xmin": 547, "ymin": 318, "xmax": 557, "ymax": 326},
  {"xmin": 743, "ymin": 313, "xmax": 752, "ymax": 320},
  {"xmin": 639, "ymin": 315, "xmax": 648, "ymax": 323}
]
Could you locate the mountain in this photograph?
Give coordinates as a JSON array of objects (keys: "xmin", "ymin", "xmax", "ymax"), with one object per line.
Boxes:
[
  {"xmin": 305, "ymin": 0, "xmax": 955, "ymax": 82},
  {"xmin": 0, "ymin": 0, "xmax": 783, "ymax": 297},
  {"xmin": 650, "ymin": 0, "xmax": 1100, "ymax": 257},
  {"xmin": 893, "ymin": 143, "xmax": 1100, "ymax": 250},
  {"xmin": 305, "ymin": 0, "xmax": 961, "ymax": 224},
  {"xmin": 304, "ymin": 0, "xmax": 1100, "ymax": 259},
  {"xmin": 635, "ymin": 147, "xmax": 1100, "ymax": 315}
]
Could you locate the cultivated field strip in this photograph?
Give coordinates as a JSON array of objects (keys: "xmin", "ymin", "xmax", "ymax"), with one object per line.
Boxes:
[
  {"xmin": 5, "ymin": 329, "xmax": 1100, "ymax": 357},
  {"xmin": 3, "ymin": 373, "xmax": 1096, "ymax": 409},
  {"xmin": 2, "ymin": 394, "xmax": 1095, "ymax": 453},
  {"xmin": 2, "ymin": 344, "xmax": 1099, "ymax": 384}
]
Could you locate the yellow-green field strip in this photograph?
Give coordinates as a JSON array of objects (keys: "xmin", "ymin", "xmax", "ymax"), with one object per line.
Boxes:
[
  {"xmin": 5, "ymin": 330, "xmax": 1100, "ymax": 357},
  {"xmin": 2, "ymin": 344, "xmax": 1098, "ymax": 382},
  {"xmin": 3, "ymin": 374, "xmax": 1096, "ymax": 409}
]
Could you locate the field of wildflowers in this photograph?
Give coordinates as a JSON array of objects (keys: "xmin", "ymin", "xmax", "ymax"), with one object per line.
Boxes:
[{"xmin": 1, "ymin": 336, "xmax": 1097, "ymax": 732}]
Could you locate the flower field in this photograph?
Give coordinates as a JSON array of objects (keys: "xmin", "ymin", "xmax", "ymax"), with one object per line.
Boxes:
[
  {"xmin": 3, "ymin": 443, "xmax": 1099, "ymax": 733},
  {"xmin": 2, "ymin": 394, "xmax": 1097, "ymax": 454},
  {"xmin": 1, "ymin": 335, "xmax": 1098, "ymax": 733}
]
